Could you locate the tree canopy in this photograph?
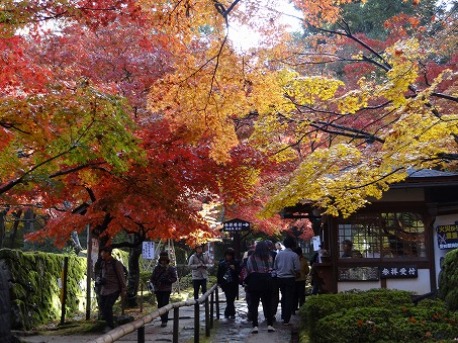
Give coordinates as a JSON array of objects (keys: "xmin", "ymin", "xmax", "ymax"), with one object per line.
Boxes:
[{"xmin": 1, "ymin": 0, "xmax": 457, "ymax": 246}]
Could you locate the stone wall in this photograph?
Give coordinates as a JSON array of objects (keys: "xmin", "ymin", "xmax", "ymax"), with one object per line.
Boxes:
[{"xmin": 0, "ymin": 249, "xmax": 88, "ymax": 330}]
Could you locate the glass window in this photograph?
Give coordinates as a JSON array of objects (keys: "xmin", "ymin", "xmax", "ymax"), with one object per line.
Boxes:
[{"xmin": 338, "ymin": 212, "xmax": 426, "ymax": 259}]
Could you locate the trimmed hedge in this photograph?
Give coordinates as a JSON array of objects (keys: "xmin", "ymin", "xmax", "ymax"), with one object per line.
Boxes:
[
  {"xmin": 439, "ymin": 248, "xmax": 458, "ymax": 311},
  {"xmin": 301, "ymin": 289, "xmax": 458, "ymax": 343}
]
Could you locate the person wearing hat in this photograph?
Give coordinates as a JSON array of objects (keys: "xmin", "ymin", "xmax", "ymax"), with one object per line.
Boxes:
[
  {"xmin": 188, "ymin": 245, "xmax": 211, "ymax": 299},
  {"xmin": 150, "ymin": 251, "xmax": 178, "ymax": 327},
  {"xmin": 98, "ymin": 246, "xmax": 127, "ymax": 331}
]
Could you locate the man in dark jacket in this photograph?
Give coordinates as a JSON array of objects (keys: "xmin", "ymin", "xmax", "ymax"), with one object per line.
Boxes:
[
  {"xmin": 150, "ymin": 251, "xmax": 178, "ymax": 327},
  {"xmin": 99, "ymin": 246, "xmax": 127, "ymax": 331}
]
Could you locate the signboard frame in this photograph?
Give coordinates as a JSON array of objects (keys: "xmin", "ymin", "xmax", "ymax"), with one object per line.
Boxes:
[
  {"xmin": 223, "ymin": 218, "xmax": 251, "ymax": 232},
  {"xmin": 437, "ymin": 224, "xmax": 458, "ymax": 250}
]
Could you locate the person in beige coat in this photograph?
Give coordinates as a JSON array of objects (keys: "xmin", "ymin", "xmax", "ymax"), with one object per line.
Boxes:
[{"xmin": 188, "ymin": 245, "xmax": 211, "ymax": 299}]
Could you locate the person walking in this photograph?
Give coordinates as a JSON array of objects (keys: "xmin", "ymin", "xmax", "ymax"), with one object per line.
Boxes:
[
  {"xmin": 150, "ymin": 251, "xmax": 178, "ymax": 327},
  {"xmin": 245, "ymin": 241, "xmax": 276, "ymax": 334},
  {"xmin": 292, "ymin": 247, "xmax": 309, "ymax": 314},
  {"xmin": 273, "ymin": 236, "xmax": 300, "ymax": 325},
  {"xmin": 188, "ymin": 245, "xmax": 211, "ymax": 299},
  {"xmin": 98, "ymin": 246, "xmax": 127, "ymax": 331},
  {"xmin": 265, "ymin": 240, "xmax": 279, "ymax": 322},
  {"xmin": 217, "ymin": 248, "xmax": 240, "ymax": 319},
  {"xmin": 239, "ymin": 249, "xmax": 254, "ymax": 321}
]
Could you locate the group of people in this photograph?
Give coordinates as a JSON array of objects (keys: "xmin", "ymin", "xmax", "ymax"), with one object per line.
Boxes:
[
  {"xmin": 95, "ymin": 239, "xmax": 311, "ymax": 334},
  {"xmin": 216, "ymin": 236, "xmax": 310, "ymax": 334}
]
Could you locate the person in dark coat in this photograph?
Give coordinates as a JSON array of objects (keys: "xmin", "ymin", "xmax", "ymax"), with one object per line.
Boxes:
[
  {"xmin": 217, "ymin": 248, "xmax": 240, "ymax": 319},
  {"xmin": 246, "ymin": 241, "xmax": 276, "ymax": 334},
  {"xmin": 98, "ymin": 246, "xmax": 127, "ymax": 331},
  {"xmin": 150, "ymin": 251, "xmax": 178, "ymax": 327}
]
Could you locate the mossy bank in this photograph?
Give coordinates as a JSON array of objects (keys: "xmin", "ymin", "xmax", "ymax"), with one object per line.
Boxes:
[{"xmin": 0, "ymin": 249, "xmax": 90, "ymax": 330}]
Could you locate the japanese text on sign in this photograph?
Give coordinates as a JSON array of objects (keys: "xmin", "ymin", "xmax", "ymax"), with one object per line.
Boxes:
[
  {"xmin": 142, "ymin": 241, "xmax": 155, "ymax": 260},
  {"xmin": 437, "ymin": 224, "xmax": 458, "ymax": 249},
  {"xmin": 379, "ymin": 266, "xmax": 417, "ymax": 279},
  {"xmin": 223, "ymin": 219, "xmax": 250, "ymax": 232}
]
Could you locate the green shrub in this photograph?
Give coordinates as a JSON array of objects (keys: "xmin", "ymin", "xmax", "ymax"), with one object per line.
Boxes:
[
  {"xmin": 301, "ymin": 288, "xmax": 413, "ymax": 338},
  {"xmin": 439, "ymin": 248, "xmax": 458, "ymax": 311},
  {"xmin": 302, "ymin": 290, "xmax": 458, "ymax": 343}
]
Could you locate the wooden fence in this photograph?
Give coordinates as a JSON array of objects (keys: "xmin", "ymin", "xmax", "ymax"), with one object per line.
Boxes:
[{"xmin": 86, "ymin": 283, "xmax": 220, "ymax": 343}]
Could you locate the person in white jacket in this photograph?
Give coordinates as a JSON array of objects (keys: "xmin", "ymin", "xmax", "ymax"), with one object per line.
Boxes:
[{"xmin": 188, "ymin": 245, "xmax": 211, "ymax": 299}]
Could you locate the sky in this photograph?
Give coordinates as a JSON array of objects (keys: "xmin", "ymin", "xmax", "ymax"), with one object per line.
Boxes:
[{"xmin": 227, "ymin": 0, "xmax": 303, "ymax": 51}]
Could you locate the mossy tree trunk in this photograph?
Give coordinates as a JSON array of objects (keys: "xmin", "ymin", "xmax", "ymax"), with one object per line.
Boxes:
[
  {"xmin": 0, "ymin": 260, "xmax": 12, "ymax": 343},
  {"xmin": 9, "ymin": 209, "xmax": 22, "ymax": 249},
  {"xmin": 0, "ymin": 208, "xmax": 7, "ymax": 248},
  {"xmin": 127, "ymin": 235, "xmax": 142, "ymax": 307}
]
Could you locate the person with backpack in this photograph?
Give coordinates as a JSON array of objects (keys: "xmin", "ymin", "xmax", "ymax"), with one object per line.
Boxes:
[
  {"xmin": 98, "ymin": 246, "xmax": 127, "ymax": 331},
  {"xmin": 245, "ymin": 241, "xmax": 276, "ymax": 334},
  {"xmin": 150, "ymin": 251, "xmax": 178, "ymax": 327},
  {"xmin": 217, "ymin": 248, "xmax": 240, "ymax": 319},
  {"xmin": 188, "ymin": 245, "xmax": 211, "ymax": 299}
]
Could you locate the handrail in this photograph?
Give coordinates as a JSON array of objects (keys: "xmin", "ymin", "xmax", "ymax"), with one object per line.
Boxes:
[{"xmin": 86, "ymin": 283, "xmax": 219, "ymax": 343}]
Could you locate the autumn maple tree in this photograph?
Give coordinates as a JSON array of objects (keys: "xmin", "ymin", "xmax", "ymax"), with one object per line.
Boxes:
[
  {"xmin": 2, "ymin": 0, "xmax": 457, "ymax": 261},
  {"xmin": 143, "ymin": 0, "xmax": 458, "ymax": 220}
]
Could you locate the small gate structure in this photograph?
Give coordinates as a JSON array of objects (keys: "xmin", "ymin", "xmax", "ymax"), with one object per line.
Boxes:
[
  {"xmin": 86, "ymin": 284, "xmax": 220, "ymax": 343},
  {"xmin": 0, "ymin": 260, "xmax": 12, "ymax": 343}
]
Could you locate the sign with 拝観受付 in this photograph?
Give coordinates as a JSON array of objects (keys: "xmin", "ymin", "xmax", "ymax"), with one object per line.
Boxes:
[
  {"xmin": 437, "ymin": 224, "xmax": 458, "ymax": 249},
  {"xmin": 379, "ymin": 266, "xmax": 418, "ymax": 279},
  {"xmin": 223, "ymin": 218, "xmax": 250, "ymax": 232}
]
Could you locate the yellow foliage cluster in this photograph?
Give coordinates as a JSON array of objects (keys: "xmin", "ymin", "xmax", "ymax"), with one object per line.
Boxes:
[
  {"xmin": 142, "ymin": 1, "xmax": 457, "ymax": 220},
  {"xmin": 378, "ymin": 39, "xmax": 420, "ymax": 107}
]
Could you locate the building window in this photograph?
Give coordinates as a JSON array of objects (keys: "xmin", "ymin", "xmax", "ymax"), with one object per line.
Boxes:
[{"xmin": 338, "ymin": 212, "xmax": 426, "ymax": 259}]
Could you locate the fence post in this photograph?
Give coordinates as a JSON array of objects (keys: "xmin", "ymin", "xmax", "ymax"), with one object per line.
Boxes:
[
  {"xmin": 194, "ymin": 301, "xmax": 200, "ymax": 343},
  {"xmin": 60, "ymin": 256, "xmax": 69, "ymax": 325},
  {"xmin": 138, "ymin": 326, "xmax": 145, "ymax": 343},
  {"xmin": 210, "ymin": 291, "xmax": 214, "ymax": 329},
  {"xmin": 173, "ymin": 307, "xmax": 179, "ymax": 343},
  {"xmin": 205, "ymin": 298, "xmax": 210, "ymax": 337},
  {"xmin": 215, "ymin": 286, "xmax": 220, "ymax": 319}
]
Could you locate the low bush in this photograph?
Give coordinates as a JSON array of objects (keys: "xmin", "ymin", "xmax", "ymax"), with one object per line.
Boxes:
[
  {"xmin": 301, "ymin": 288, "xmax": 412, "ymax": 338},
  {"xmin": 439, "ymin": 248, "xmax": 458, "ymax": 311},
  {"xmin": 301, "ymin": 290, "xmax": 458, "ymax": 343}
]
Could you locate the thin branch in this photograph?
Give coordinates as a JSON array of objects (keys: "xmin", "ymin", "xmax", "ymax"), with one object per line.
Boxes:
[{"xmin": 341, "ymin": 167, "xmax": 404, "ymax": 191}]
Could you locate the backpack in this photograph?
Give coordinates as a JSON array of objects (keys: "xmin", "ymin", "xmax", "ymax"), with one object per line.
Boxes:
[{"xmin": 114, "ymin": 259, "xmax": 128, "ymax": 283}]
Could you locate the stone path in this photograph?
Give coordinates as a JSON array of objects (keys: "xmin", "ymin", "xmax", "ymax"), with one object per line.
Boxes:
[{"xmin": 20, "ymin": 287, "xmax": 300, "ymax": 343}]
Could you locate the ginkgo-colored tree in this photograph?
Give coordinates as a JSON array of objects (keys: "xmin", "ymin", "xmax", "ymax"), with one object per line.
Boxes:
[{"xmin": 143, "ymin": 0, "xmax": 458, "ymax": 220}]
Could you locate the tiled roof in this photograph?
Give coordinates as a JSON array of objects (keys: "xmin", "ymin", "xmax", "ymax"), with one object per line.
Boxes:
[{"xmin": 406, "ymin": 168, "xmax": 458, "ymax": 178}]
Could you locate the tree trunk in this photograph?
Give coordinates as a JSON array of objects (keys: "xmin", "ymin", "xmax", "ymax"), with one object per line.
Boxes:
[
  {"xmin": 0, "ymin": 208, "xmax": 7, "ymax": 249},
  {"xmin": 9, "ymin": 209, "xmax": 22, "ymax": 248},
  {"xmin": 127, "ymin": 235, "xmax": 142, "ymax": 307},
  {"xmin": 0, "ymin": 260, "xmax": 12, "ymax": 343}
]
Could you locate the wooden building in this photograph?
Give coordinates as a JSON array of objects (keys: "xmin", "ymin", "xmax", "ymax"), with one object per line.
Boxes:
[{"xmin": 283, "ymin": 169, "xmax": 458, "ymax": 295}]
